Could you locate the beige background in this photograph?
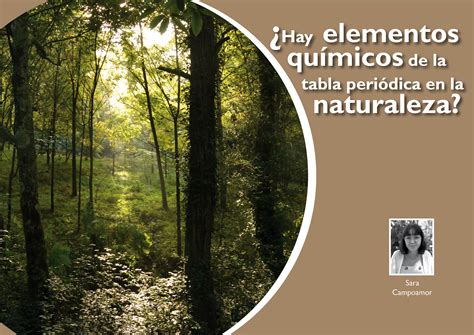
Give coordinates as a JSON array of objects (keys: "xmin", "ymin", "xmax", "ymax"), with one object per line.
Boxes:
[
  {"xmin": 0, "ymin": 0, "xmax": 45, "ymax": 28},
  {"xmin": 203, "ymin": 0, "xmax": 473, "ymax": 334},
  {"xmin": 1, "ymin": 0, "xmax": 472, "ymax": 334}
]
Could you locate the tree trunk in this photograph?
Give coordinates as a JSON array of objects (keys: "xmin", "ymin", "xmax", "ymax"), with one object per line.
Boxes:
[
  {"xmin": 7, "ymin": 147, "xmax": 16, "ymax": 231},
  {"xmin": 0, "ymin": 215, "xmax": 5, "ymax": 255},
  {"xmin": 71, "ymin": 48, "xmax": 82, "ymax": 197},
  {"xmin": 253, "ymin": 52, "xmax": 285, "ymax": 279},
  {"xmin": 46, "ymin": 145, "xmax": 50, "ymax": 168},
  {"xmin": 77, "ymin": 120, "xmax": 86, "ymax": 232},
  {"xmin": 40, "ymin": 104, "xmax": 49, "ymax": 166},
  {"xmin": 173, "ymin": 28, "xmax": 182, "ymax": 257},
  {"xmin": 87, "ymin": 30, "xmax": 104, "ymax": 211},
  {"xmin": 0, "ymin": 76, "xmax": 3, "ymax": 154},
  {"xmin": 186, "ymin": 14, "xmax": 219, "ymax": 334},
  {"xmin": 174, "ymin": 118, "xmax": 182, "ymax": 257},
  {"xmin": 112, "ymin": 152, "xmax": 115, "ymax": 176},
  {"xmin": 215, "ymin": 51, "xmax": 227, "ymax": 211},
  {"xmin": 88, "ymin": 79, "xmax": 96, "ymax": 210},
  {"xmin": 50, "ymin": 53, "xmax": 61, "ymax": 213},
  {"xmin": 8, "ymin": 14, "xmax": 49, "ymax": 333},
  {"xmin": 139, "ymin": 27, "xmax": 169, "ymax": 211},
  {"xmin": 164, "ymin": 153, "xmax": 168, "ymax": 179},
  {"xmin": 64, "ymin": 147, "xmax": 71, "ymax": 163},
  {"xmin": 172, "ymin": 27, "xmax": 183, "ymax": 257},
  {"xmin": 142, "ymin": 65, "xmax": 168, "ymax": 210}
]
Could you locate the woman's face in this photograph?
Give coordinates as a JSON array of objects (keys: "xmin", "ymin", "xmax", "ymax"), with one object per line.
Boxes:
[{"xmin": 404, "ymin": 230, "xmax": 422, "ymax": 252}]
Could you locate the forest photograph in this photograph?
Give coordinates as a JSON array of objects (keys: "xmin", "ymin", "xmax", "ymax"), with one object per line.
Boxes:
[{"xmin": 0, "ymin": 0, "xmax": 307, "ymax": 333}]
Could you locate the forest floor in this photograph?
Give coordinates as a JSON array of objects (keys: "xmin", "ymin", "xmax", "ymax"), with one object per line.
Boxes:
[
  {"xmin": 0, "ymin": 147, "xmax": 179, "ymax": 276},
  {"xmin": 0, "ymin": 145, "xmax": 305, "ymax": 332}
]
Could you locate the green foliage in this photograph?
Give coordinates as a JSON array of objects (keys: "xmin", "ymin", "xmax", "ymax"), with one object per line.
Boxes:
[
  {"xmin": 149, "ymin": 14, "xmax": 165, "ymax": 29},
  {"xmin": 159, "ymin": 16, "xmax": 170, "ymax": 34},
  {"xmin": 213, "ymin": 219, "xmax": 274, "ymax": 327},
  {"xmin": 148, "ymin": 0, "xmax": 206, "ymax": 36},
  {"xmin": 0, "ymin": 2, "xmax": 307, "ymax": 332},
  {"xmin": 42, "ymin": 248, "xmax": 195, "ymax": 334},
  {"xmin": 164, "ymin": 0, "xmax": 180, "ymax": 15},
  {"xmin": 0, "ymin": 218, "xmax": 34, "ymax": 333},
  {"xmin": 190, "ymin": 7, "xmax": 203, "ymax": 36},
  {"xmin": 49, "ymin": 242, "xmax": 72, "ymax": 271}
]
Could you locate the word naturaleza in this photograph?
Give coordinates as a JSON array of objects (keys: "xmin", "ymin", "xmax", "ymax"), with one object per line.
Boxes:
[{"xmin": 314, "ymin": 93, "xmax": 461, "ymax": 115}]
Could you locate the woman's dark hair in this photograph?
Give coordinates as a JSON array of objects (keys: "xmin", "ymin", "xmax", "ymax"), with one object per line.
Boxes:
[{"xmin": 399, "ymin": 223, "xmax": 426, "ymax": 254}]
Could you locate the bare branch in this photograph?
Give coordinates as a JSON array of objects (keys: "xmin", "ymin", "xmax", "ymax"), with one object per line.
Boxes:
[
  {"xmin": 157, "ymin": 65, "xmax": 190, "ymax": 80},
  {"xmin": 43, "ymin": 31, "xmax": 89, "ymax": 47},
  {"xmin": 216, "ymin": 36, "xmax": 230, "ymax": 53}
]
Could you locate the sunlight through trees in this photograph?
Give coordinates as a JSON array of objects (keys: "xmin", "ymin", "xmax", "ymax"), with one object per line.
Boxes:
[{"xmin": 0, "ymin": 1, "xmax": 307, "ymax": 333}]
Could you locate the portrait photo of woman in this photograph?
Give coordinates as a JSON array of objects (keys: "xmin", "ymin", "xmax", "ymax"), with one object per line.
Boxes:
[{"xmin": 389, "ymin": 219, "xmax": 434, "ymax": 275}]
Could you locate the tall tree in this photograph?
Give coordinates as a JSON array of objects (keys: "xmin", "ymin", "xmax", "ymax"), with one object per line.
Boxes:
[
  {"xmin": 253, "ymin": 52, "xmax": 286, "ymax": 279},
  {"xmin": 87, "ymin": 29, "xmax": 111, "ymax": 211},
  {"xmin": 7, "ymin": 13, "xmax": 49, "ymax": 332},
  {"xmin": 138, "ymin": 25, "xmax": 169, "ymax": 210},
  {"xmin": 148, "ymin": 24, "xmax": 184, "ymax": 255},
  {"xmin": 67, "ymin": 45, "xmax": 83, "ymax": 197},
  {"xmin": 173, "ymin": 28, "xmax": 183, "ymax": 257},
  {"xmin": 49, "ymin": 49, "xmax": 62, "ymax": 212},
  {"xmin": 76, "ymin": 99, "xmax": 88, "ymax": 231},
  {"xmin": 215, "ymin": 23, "xmax": 234, "ymax": 212},
  {"xmin": 7, "ymin": 147, "xmax": 16, "ymax": 230},
  {"xmin": 185, "ymin": 12, "xmax": 219, "ymax": 334},
  {"xmin": 0, "ymin": 215, "xmax": 4, "ymax": 255}
]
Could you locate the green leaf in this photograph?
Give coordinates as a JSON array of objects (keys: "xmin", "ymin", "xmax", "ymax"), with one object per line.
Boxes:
[
  {"xmin": 177, "ymin": 0, "xmax": 185, "ymax": 11},
  {"xmin": 140, "ymin": 5, "xmax": 158, "ymax": 20},
  {"xmin": 183, "ymin": 2, "xmax": 197, "ymax": 20},
  {"xmin": 160, "ymin": 17, "xmax": 170, "ymax": 34},
  {"xmin": 150, "ymin": 14, "xmax": 164, "ymax": 29},
  {"xmin": 172, "ymin": 17, "xmax": 187, "ymax": 32},
  {"xmin": 191, "ymin": 10, "xmax": 202, "ymax": 36},
  {"xmin": 165, "ymin": 0, "xmax": 180, "ymax": 14}
]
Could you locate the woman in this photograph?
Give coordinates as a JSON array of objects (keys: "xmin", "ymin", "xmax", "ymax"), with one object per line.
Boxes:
[{"xmin": 391, "ymin": 223, "xmax": 434, "ymax": 275}]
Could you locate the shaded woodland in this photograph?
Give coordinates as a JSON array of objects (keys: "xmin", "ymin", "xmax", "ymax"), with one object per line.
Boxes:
[{"xmin": 0, "ymin": 0, "xmax": 307, "ymax": 333}]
